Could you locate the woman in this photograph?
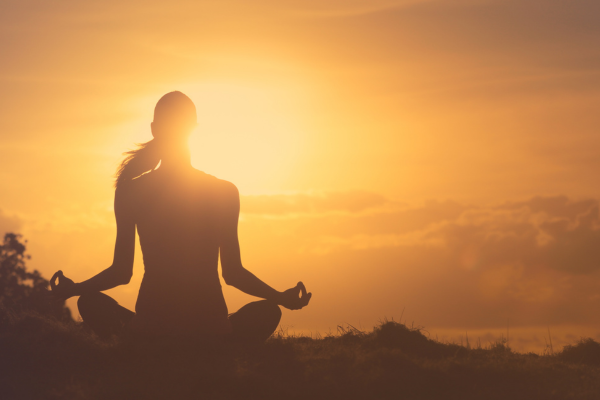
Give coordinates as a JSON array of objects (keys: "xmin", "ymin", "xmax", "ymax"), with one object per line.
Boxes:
[{"xmin": 50, "ymin": 91, "xmax": 311, "ymax": 342}]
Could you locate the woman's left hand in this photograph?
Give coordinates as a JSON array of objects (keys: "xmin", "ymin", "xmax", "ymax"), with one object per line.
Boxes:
[
  {"xmin": 277, "ymin": 282, "xmax": 312, "ymax": 310},
  {"xmin": 50, "ymin": 270, "xmax": 77, "ymax": 300}
]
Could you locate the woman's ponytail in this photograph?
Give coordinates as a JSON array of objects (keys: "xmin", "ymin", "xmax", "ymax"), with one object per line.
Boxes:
[
  {"xmin": 115, "ymin": 91, "xmax": 196, "ymax": 188},
  {"xmin": 115, "ymin": 139, "xmax": 161, "ymax": 188}
]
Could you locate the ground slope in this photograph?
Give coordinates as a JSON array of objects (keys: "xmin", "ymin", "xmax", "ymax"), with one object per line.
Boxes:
[{"xmin": 1, "ymin": 308, "xmax": 599, "ymax": 400}]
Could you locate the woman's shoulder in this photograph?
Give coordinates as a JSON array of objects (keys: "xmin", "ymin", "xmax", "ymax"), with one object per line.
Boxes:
[{"xmin": 193, "ymin": 170, "xmax": 238, "ymax": 194}]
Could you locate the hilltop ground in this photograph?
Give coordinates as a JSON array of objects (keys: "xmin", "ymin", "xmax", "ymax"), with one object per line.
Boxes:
[{"xmin": 1, "ymin": 308, "xmax": 599, "ymax": 400}]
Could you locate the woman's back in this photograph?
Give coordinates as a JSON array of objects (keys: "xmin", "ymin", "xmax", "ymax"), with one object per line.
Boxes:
[
  {"xmin": 50, "ymin": 91, "xmax": 309, "ymax": 343},
  {"xmin": 127, "ymin": 167, "xmax": 232, "ymax": 336}
]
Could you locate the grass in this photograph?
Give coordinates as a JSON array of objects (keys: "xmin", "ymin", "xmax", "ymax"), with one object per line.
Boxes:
[{"xmin": 1, "ymin": 309, "xmax": 599, "ymax": 400}]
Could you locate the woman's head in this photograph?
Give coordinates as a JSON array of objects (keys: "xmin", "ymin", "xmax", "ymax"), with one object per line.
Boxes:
[
  {"xmin": 115, "ymin": 91, "xmax": 197, "ymax": 188},
  {"xmin": 151, "ymin": 91, "xmax": 197, "ymax": 143}
]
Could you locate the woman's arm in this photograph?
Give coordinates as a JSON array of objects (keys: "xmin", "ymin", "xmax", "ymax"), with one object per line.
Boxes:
[
  {"xmin": 218, "ymin": 182, "xmax": 311, "ymax": 310},
  {"xmin": 50, "ymin": 187, "xmax": 136, "ymax": 300}
]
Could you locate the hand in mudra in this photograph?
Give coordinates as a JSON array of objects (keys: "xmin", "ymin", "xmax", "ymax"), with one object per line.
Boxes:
[
  {"xmin": 50, "ymin": 270, "xmax": 76, "ymax": 301},
  {"xmin": 278, "ymin": 282, "xmax": 312, "ymax": 310}
]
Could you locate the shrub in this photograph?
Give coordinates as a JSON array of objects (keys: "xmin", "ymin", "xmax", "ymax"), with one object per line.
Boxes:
[
  {"xmin": 0, "ymin": 232, "xmax": 71, "ymax": 321},
  {"xmin": 560, "ymin": 338, "xmax": 600, "ymax": 366}
]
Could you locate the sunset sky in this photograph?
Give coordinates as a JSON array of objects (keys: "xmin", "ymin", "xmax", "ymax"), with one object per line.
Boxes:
[{"xmin": 1, "ymin": 0, "xmax": 600, "ymax": 351}]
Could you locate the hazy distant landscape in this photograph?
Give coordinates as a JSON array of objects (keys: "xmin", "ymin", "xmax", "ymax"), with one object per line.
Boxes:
[{"xmin": 2, "ymin": 308, "xmax": 599, "ymax": 400}]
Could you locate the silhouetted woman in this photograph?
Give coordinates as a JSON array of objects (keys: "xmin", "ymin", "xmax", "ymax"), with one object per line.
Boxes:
[{"xmin": 50, "ymin": 91, "xmax": 311, "ymax": 342}]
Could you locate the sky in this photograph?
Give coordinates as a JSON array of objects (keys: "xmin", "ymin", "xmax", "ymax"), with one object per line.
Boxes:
[{"xmin": 1, "ymin": 0, "xmax": 600, "ymax": 352}]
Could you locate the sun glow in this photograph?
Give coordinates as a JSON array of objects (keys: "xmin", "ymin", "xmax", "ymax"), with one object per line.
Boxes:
[{"xmin": 184, "ymin": 82, "xmax": 307, "ymax": 194}]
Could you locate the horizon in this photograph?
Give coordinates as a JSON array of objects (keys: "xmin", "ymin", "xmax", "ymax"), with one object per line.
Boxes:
[{"xmin": 1, "ymin": 0, "xmax": 600, "ymax": 353}]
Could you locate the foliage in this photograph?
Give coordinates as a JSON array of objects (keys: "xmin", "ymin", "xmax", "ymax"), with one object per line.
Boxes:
[
  {"xmin": 1, "ymin": 312, "xmax": 599, "ymax": 400},
  {"xmin": 560, "ymin": 338, "xmax": 600, "ymax": 366},
  {"xmin": 0, "ymin": 233, "xmax": 71, "ymax": 321}
]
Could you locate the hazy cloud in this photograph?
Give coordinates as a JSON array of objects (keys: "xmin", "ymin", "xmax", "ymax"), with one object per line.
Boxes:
[
  {"xmin": 241, "ymin": 190, "xmax": 390, "ymax": 215},
  {"xmin": 294, "ymin": 195, "xmax": 600, "ymax": 275},
  {"xmin": 0, "ymin": 208, "xmax": 23, "ymax": 235},
  {"xmin": 286, "ymin": 0, "xmax": 435, "ymax": 17},
  {"xmin": 436, "ymin": 196, "xmax": 600, "ymax": 274},
  {"xmin": 237, "ymin": 195, "xmax": 600, "ymax": 333}
]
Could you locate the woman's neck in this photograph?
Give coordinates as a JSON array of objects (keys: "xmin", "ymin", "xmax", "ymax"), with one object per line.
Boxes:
[{"xmin": 156, "ymin": 151, "xmax": 193, "ymax": 174}]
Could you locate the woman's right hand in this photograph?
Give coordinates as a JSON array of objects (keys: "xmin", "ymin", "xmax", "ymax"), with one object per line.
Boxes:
[
  {"xmin": 50, "ymin": 271, "xmax": 77, "ymax": 301},
  {"xmin": 277, "ymin": 282, "xmax": 312, "ymax": 310}
]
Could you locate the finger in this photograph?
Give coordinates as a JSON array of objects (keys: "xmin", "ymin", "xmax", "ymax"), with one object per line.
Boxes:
[
  {"xmin": 302, "ymin": 292, "xmax": 312, "ymax": 307},
  {"xmin": 297, "ymin": 281, "xmax": 307, "ymax": 298},
  {"xmin": 58, "ymin": 270, "xmax": 66, "ymax": 284},
  {"xmin": 50, "ymin": 271, "xmax": 61, "ymax": 291}
]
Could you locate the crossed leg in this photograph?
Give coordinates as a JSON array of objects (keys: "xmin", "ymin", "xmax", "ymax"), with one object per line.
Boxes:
[
  {"xmin": 78, "ymin": 292, "xmax": 135, "ymax": 339},
  {"xmin": 77, "ymin": 292, "xmax": 281, "ymax": 343},
  {"xmin": 229, "ymin": 300, "xmax": 282, "ymax": 343}
]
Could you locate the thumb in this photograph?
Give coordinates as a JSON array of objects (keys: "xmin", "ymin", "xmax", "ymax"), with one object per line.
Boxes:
[
  {"xmin": 297, "ymin": 282, "xmax": 307, "ymax": 297},
  {"xmin": 50, "ymin": 271, "xmax": 61, "ymax": 290},
  {"xmin": 303, "ymin": 292, "xmax": 312, "ymax": 306}
]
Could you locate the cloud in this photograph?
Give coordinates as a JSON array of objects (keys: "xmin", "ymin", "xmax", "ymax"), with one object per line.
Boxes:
[
  {"xmin": 436, "ymin": 196, "xmax": 600, "ymax": 274},
  {"xmin": 240, "ymin": 190, "xmax": 390, "ymax": 216},
  {"xmin": 236, "ymin": 195, "xmax": 600, "ymax": 332},
  {"xmin": 0, "ymin": 208, "xmax": 23, "ymax": 235},
  {"xmin": 264, "ymin": 194, "xmax": 600, "ymax": 275},
  {"xmin": 285, "ymin": 0, "xmax": 434, "ymax": 18}
]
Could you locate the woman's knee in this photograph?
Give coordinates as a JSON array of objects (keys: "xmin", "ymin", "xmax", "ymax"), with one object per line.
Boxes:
[
  {"xmin": 230, "ymin": 300, "xmax": 281, "ymax": 328},
  {"xmin": 77, "ymin": 292, "xmax": 95, "ymax": 315},
  {"xmin": 229, "ymin": 300, "xmax": 282, "ymax": 343},
  {"xmin": 77, "ymin": 292, "xmax": 111, "ymax": 318},
  {"xmin": 270, "ymin": 302, "xmax": 282, "ymax": 323},
  {"xmin": 259, "ymin": 300, "xmax": 282, "ymax": 325}
]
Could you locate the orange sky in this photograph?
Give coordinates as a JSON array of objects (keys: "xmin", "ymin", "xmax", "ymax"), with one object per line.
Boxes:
[{"xmin": 1, "ymin": 0, "xmax": 600, "ymax": 352}]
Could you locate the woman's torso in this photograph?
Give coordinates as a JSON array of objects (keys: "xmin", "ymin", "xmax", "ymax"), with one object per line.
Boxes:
[{"xmin": 126, "ymin": 168, "xmax": 232, "ymax": 337}]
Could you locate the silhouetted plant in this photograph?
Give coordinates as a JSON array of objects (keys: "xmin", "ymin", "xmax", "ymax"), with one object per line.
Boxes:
[
  {"xmin": 560, "ymin": 338, "xmax": 600, "ymax": 366},
  {"xmin": 0, "ymin": 232, "xmax": 71, "ymax": 321}
]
